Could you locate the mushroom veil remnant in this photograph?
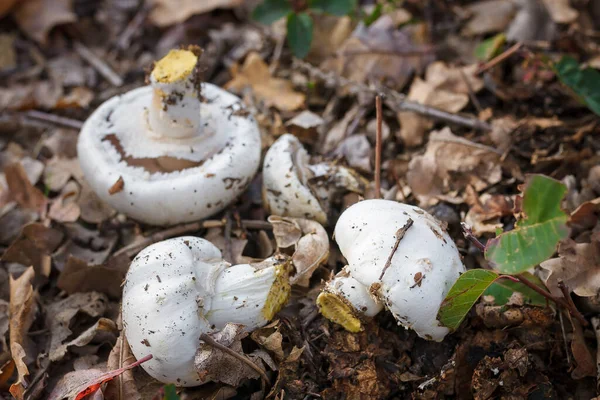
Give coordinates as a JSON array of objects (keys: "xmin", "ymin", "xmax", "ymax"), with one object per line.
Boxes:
[
  {"xmin": 122, "ymin": 236, "xmax": 291, "ymax": 386},
  {"xmin": 77, "ymin": 47, "xmax": 261, "ymax": 225},
  {"xmin": 317, "ymin": 199, "xmax": 465, "ymax": 341}
]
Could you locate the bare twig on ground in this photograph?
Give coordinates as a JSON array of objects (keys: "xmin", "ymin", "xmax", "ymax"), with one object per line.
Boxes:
[
  {"xmin": 74, "ymin": 41, "xmax": 124, "ymax": 87},
  {"xmin": 294, "ymin": 59, "xmax": 492, "ymax": 132},
  {"xmin": 199, "ymin": 333, "xmax": 270, "ymax": 386},
  {"xmin": 379, "ymin": 218, "xmax": 414, "ymax": 280},
  {"xmin": 115, "ymin": 4, "xmax": 151, "ymax": 52},
  {"xmin": 476, "ymin": 42, "xmax": 523, "ymax": 75},
  {"xmin": 374, "ymin": 95, "xmax": 383, "ymax": 199},
  {"xmin": 25, "ymin": 110, "xmax": 84, "ymax": 129}
]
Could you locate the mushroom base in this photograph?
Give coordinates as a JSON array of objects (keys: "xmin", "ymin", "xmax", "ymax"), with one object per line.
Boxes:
[{"xmin": 316, "ymin": 292, "xmax": 363, "ymax": 333}]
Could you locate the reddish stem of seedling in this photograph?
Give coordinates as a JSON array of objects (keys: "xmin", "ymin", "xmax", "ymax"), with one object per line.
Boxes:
[{"xmin": 374, "ymin": 95, "xmax": 383, "ymax": 199}]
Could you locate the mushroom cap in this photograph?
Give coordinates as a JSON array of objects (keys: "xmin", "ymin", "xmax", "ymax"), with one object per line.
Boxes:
[
  {"xmin": 333, "ymin": 199, "xmax": 465, "ymax": 341},
  {"xmin": 77, "ymin": 83, "xmax": 261, "ymax": 225},
  {"xmin": 263, "ymin": 134, "xmax": 327, "ymax": 224},
  {"xmin": 123, "ymin": 236, "xmax": 290, "ymax": 386}
]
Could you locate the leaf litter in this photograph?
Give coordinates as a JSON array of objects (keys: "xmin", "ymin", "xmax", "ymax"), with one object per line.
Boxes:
[{"xmin": 0, "ymin": 0, "xmax": 600, "ymax": 398}]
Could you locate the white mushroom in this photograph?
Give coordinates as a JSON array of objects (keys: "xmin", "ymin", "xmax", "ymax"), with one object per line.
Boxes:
[
  {"xmin": 262, "ymin": 134, "xmax": 366, "ymax": 225},
  {"xmin": 316, "ymin": 199, "xmax": 465, "ymax": 341},
  {"xmin": 77, "ymin": 48, "xmax": 261, "ymax": 225},
  {"xmin": 122, "ymin": 236, "xmax": 290, "ymax": 386}
]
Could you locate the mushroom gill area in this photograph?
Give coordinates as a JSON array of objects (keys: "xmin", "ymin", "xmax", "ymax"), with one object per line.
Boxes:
[{"xmin": 102, "ymin": 133, "xmax": 205, "ymax": 173}]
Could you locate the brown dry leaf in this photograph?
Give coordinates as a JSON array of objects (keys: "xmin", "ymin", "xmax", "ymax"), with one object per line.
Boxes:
[
  {"xmin": 541, "ymin": 0, "xmax": 578, "ymax": 23},
  {"xmin": 505, "ymin": 0, "xmax": 556, "ymax": 42},
  {"xmin": 3, "ymin": 223, "xmax": 63, "ymax": 277},
  {"xmin": 397, "ymin": 62, "xmax": 483, "ymax": 147},
  {"xmin": 48, "ymin": 183, "xmax": 81, "ymax": 223},
  {"xmin": 149, "ymin": 0, "xmax": 243, "ymax": 27},
  {"xmin": 4, "ymin": 163, "xmax": 47, "ymax": 215},
  {"xmin": 461, "ymin": 0, "xmax": 517, "ymax": 36},
  {"xmin": 12, "ymin": 0, "xmax": 76, "ymax": 44},
  {"xmin": 307, "ymin": 15, "xmax": 354, "ymax": 64},
  {"xmin": 204, "ymin": 227, "xmax": 248, "ymax": 264},
  {"xmin": 539, "ymin": 233, "xmax": 600, "ymax": 298},
  {"xmin": 58, "ymin": 255, "xmax": 128, "ymax": 299},
  {"xmin": 0, "ymin": 81, "xmax": 62, "ymax": 111},
  {"xmin": 225, "ymin": 52, "xmax": 305, "ymax": 112},
  {"xmin": 0, "ymin": 0, "xmax": 17, "ymax": 18},
  {"xmin": 0, "ymin": 299, "xmax": 8, "ymax": 351},
  {"xmin": 407, "ymin": 127, "xmax": 503, "ymax": 206},
  {"xmin": 268, "ymin": 216, "xmax": 329, "ymax": 286},
  {"xmin": 44, "ymin": 158, "xmax": 81, "ymax": 192},
  {"xmin": 333, "ymin": 134, "xmax": 372, "ymax": 173},
  {"xmin": 104, "ymin": 333, "xmax": 141, "ymax": 400},
  {"xmin": 465, "ymin": 186, "xmax": 514, "ymax": 235},
  {"xmin": 51, "ymin": 318, "xmax": 117, "ymax": 363},
  {"xmin": 321, "ymin": 15, "xmax": 432, "ymax": 90},
  {"xmin": 569, "ymin": 318, "xmax": 596, "ymax": 379},
  {"xmin": 195, "ymin": 323, "xmax": 260, "ymax": 386},
  {"xmin": 285, "ymin": 110, "xmax": 324, "ymax": 146},
  {"xmin": 46, "ymin": 292, "xmax": 110, "ymax": 362},
  {"xmin": 322, "ymin": 104, "xmax": 360, "ymax": 154},
  {"xmin": 77, "ymin": 182, "xmax": 117, "ymax": 224},
  {"xmin": 250, "ymin": 320, "xmax": 284, "ymax": 361},
  {"xmin": 9, "ymin": 267, "xmax": 37, "ymax": 400},
  {"xmin": 47, "ymin": 368, "xmax": 105, "ymax": 400}
]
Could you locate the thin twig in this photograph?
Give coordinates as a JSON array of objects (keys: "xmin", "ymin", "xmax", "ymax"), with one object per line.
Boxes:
[
  {"xmin": 379, "ymin": 218, "xmax": 414, "ymax": 280},
  {"xmin": 461, "ymin": 223, "xmax": 486, "ymax": 252},
  {"xmin": 293, "ymin": 59, "xmax": 491, "ymax": 132},
  {"xmin": 74, "ymin": 41, "xmax": 124, "ymax": 87},
  {"xmin": 341, "ymin": 47, "xmax": 435, "ymax": 58},
  {"xmin": 115, "ymin": 4, "xmax": 150, "ymax": 51},
  {"xmin": 476, "ymin": 42, "xmax": 523, "ymax": 75},
  {"xmin": 25, "ymin": 110, "xmax": 84, "ymax": 129},
  {"xmin": 558, "ymin": 280, "xmax": 588, "ymax": 327},
  {"xmin": 199, "ymin": 333, "xmax": 270, "ymax": 385},
  {"xmin": 374, "ymin": 95, "xmax": 383, "ymax": 199}
]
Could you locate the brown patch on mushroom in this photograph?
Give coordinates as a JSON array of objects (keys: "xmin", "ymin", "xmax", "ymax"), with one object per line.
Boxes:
[
  {"xmin": 108, "ymin": 176, "xmax": 124, "ymax": 195},
  {"xmin": 102, "ymin": 134, "xmax": 205, "ymax": 173},
  {"xmin": 410, "ymin": 272, "xmax": 425, "ymax": 289}
]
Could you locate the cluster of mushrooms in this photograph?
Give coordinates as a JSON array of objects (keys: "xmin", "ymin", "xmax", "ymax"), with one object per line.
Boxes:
[{"xmin": 77, "ymin": 48, "xmax": 465, "ymax": 386}]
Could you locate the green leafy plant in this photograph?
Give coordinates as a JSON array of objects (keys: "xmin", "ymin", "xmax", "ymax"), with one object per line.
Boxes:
[
  {"xmin": 474, "ymin": 33, "xmax": 506, "ymax": 61},
  {"xmin": 252, "ymin": 0, "xmax": 357, "ymax": 58},
  {"xmin": 554, "ymin": 56, "xmax": 600, "ymax": 117},
  {"xmin": 438, "ymin": 174, "xmax": 572, "ymax": 331},
  {"xmin": 161, "ymin": 384, "xmax": 180, "ymax": 400}
]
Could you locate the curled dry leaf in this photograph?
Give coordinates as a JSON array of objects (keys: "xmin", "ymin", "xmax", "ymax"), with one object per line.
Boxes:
[
  {"xmin": 465, "ymin": 186, "xmax": 514, "ymax": 235},
  {"xmin": 9, "ymin": 267, "xmax": 37, "ymax": 400},
  {"xmin": 44, "ymin": 157, "xmax": 81, "ymax": 192},
  {"xmin": 48, "ymin": 182, "xmax": 81, "ymax": 223},
  {"xmin": 285, "ymin": 110, "xmax": 324, "ymax": 146},
  {"xmin": 104, "ymin": 333, "xmax": 141, "ymax": 400},
  {"xmin": 225, "ymin": 52, "xmax": 305, "ymax": 112},
  {"xmin": 194, "ymin": 323, "xmax": 261, "ymax": 386},
  {"xmin": 77, "ymin": 182, "xmax": 116, "ymax": 224},
  {"xmin": 461, "ymin": 0, "xmax": 517, "ymax": 36},
  {"xmin": 250, "ymin": 320, "xmax": 284, "ymax": 361},
  {"xmin": 268, "ymin": 216, "xmax": 329, "ymax": 286},
  {"xmin": 46, "ymin": 292, "xmax": 109, "ymax": 362},
  {"xmin": 539, "ymin": 233, "xmax": 600, "ymax": 298},
  {"xmin": 12, "ymin": 0, "xmax": 76, "ymax": 44},
  {"xmin": 4, "ymin": 162, "xmax": 47, "ymax": 215},
  {"xmin": 149, "ymin": 0, "xmax": 243, "ymax": 27},
  {"xmin": 398, "ymin": 62, "xmax": 483, "ymax": 147},
  {"xmin": 407, "ymin": 127, "xmax": 502, "ymax": 206}
]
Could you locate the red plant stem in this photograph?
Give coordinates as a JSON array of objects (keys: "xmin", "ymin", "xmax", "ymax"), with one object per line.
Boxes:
[
  {"xmin": 461, "ymin": 223, "xmax": 486, "ymax": 252},
  {"xmin": 374, "ymin": 95, "xmax": 383, "ymax": 199},
  {"xmin": 476, "ymin": 42, "xmax": 523, "ymax": 75},
  {"xmin": 558, "ymin": 280, "xmax": 589, "ymax": 327}
]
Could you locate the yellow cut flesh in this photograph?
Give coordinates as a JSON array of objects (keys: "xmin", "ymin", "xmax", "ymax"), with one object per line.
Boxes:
[
  {"xmin": 316, "ymin": 292, "xmax": 362, "ymax": 333},
  {"xmin": 152, "ymin": 49, "xmax": 197, "ymax": 83}
]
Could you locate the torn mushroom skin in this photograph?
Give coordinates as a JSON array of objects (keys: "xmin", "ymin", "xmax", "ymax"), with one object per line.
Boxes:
[
  {"xmin": 122, "ymin": 236, "xmax": 291, "ymax": 386},
  {"xmin": 262, "ymin": 134, "xmax": 367, "ymax": 225},
  {"xmin": 317, "ymin": 199, "xmax": 465, "ymax": 341},
  {"xmin": 77, "ymin": 48, "xmax": 261, "ymax": 225}
]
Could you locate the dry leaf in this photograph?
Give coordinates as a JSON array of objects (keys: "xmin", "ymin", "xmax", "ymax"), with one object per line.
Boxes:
[
  {"xmin": 149, "ymin": 0, "xmax": 243, "ymax": 27},
  {"xmin": 4, "ymin": 163, "xmax": 47, "ymax": 215},
  {"xmin": 333, "ymin": 135, "xmax": 372, "ymax": 173},
  {"xmin": 250, "ymin": 321, "xmax": 284, "ymax": 361},
  {"xmin": 322, "ymin": 104, "xmax": 360, "ymax": 154},
  {"xmin": 539, "ymin": 233, "xmax": 600, "ymax": 298},
  {"xmin": 48, "ymin": 183, "xmax": 81, "ymax": 223},
  {"xmin": 268, "ymin": 216, "xmax": 329, "ymax": 286},
  {"xmin": 307, "ymin": 15, "xmax": 353, "ymax": 64},
  {"xmin": 569, "ymin": 318, "xmax": 596, "ymax": 379},
  {"xmin": 461, "ymin": 0, "xmax": 517, "ymax": 36},
  {"xmin": 46, "ymin": 292, "xmax": 110, "ymax": 362},
  {"xmin": 58, "ymin": 255, "xmax": 128, "ymax": 299},
  {"xmin": 104, "ymin": 333, "xmax": 141, "ymax": 400},
  {"xmin": 321, "ymin": 15, "xmax": 432, "ymax": 90},
  {"xmin": 9, "ymin": 267, "xmax": 37, "ymax": 400},
  {"xmin": 407, "ymin": 127, "xmax": 502, "ymax": 206},
  {"xmin": 77, "ymin": 182, "xmax": 116, "ymax": 224},
  {"xmin": 204, "ymin": 227, "xmax": 248, "ymax": 264},
  {"xmin": 465, "ymin": 186, "xmax": 514, "ymax": 235},
  {"xmin": 397, "ymin": 62, "xmax": 483, "ymax": 147},
  {"xmin": 505, "ymin": 0, "xmax": 555, "ymax": 42},
  {"xmin": 225, "ymin": 52, "xmax": 305, "ymax": 112},
  {"xmin": 44, "ymin": 158, "xmax": 81, "ymax": 192},
  {"xmin": 541, "ymin": 0, "xmax": 578, "ymax": 23},
  {"xmin": 12, "ymin": 0, "xmax": 76, "ymax": 44},
  {"xmin": 0, "ymin": 0, "xmax": 17, "ymax": 18},
  {"xmin": 285, "ymin": 110, "xmax": 324, "ymax": 145},
  {"xmin": 195, "ymin": 323, "xmax": 260, "ymax": 386},
  {"xmin": 0, "ymin": 299, "xmax": 8, "ymax": 352}
]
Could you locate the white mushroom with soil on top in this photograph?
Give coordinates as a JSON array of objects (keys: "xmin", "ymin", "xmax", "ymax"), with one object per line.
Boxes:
[
  {"xmin": 122, "ymin": 236, "xmax": 291, "ymax": 386},
  {"xmin": 317, "ymin": 199, "xmax": 465, "ymax": 341},
  {"xmin": 262, "ymin": 133, "xmax": 367, "ymax": 225},
  {"xmin": 77, "ymin": 47, "xmax": 261, "ymax": 225}
]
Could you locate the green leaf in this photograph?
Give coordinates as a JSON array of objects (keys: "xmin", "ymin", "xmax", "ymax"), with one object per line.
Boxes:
[
  {"xmin": 252, "ymin": 0, "xmax": 293, "ymax": 25},
  {"xmin": 554, "ymin": 56, "xmax": 600, "ymax": 117},
  {"xmin": 437, "ymin": 269, "xmax": 499, "ymax": 331},
  {"xmin": 163, "ymin": 384, "xmax": 180, "ymax": 400},
  {"xmin": 363, "ymin": 3, "xmax": 382, "ymax": 26},
  {"xmin": 485, "ymin": 175, "xmax": 569, "ymax": 274},
  {"xmin": 484, "ymin": 272, "xmax": 548, "ymax": 307},
  {"xmin": 310, "ymin": 0, "xmax": 356, "ymax": 16},
  {"xmin": 474, "ymin": 33, "xmax": 506, "ymax": 61},
  {"xmin": 286, "ymin": 12, "xmax": 313, "ymax": 59}
]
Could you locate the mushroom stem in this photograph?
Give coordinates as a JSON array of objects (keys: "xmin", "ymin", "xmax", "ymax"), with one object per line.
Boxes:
[{"xmin": 147, "ymin": 48, "xmax": 204, "ymax": 139}]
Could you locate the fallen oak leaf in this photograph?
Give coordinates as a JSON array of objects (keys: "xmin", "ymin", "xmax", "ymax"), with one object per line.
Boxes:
[
  {"xmin": 48, "ymin": 354, "xmax": 152, "ymax": 400},
  {"xmin": 4, "ymin": 163, "xmax": 47, "ymax": 215}
]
